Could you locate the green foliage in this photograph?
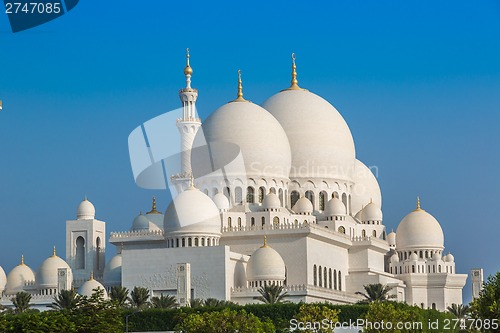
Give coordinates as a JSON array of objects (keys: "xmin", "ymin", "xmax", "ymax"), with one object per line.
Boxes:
[
  {"xmin": 50, "ymin": 289, "xmax": 82, "ymax": 310},
  {"xmin": 109, "ymin": 286, "xmax": 130, "ymax": 307},
  {"xmin": 447, "ymin": 303, "xmax": 470, "ymax": 319},
  {"xmin": 291, "ymin": 303, "xmax": 340, "ymax": 333},
  {"xmin": 11, "ymin": 291, "xmax": 32, "ymax": 313},
  {"xmin": 470, "ymin": 271, "xmax": 500, "ymax": 331},
  {"xmin": 130, "ymin": 286, "xmax": 150, "ymax": 309},
  {"xmin": 0, "ymin": 310, "xmax": 76, "ymax": 333},
  {"xmin": 254, "ymin": 284, "xmax": 289, "ymax": 304},
  {"xmin": 174, "ymin": 308, "xmax": 275, "ymax": 333},
  {"xmin": 356, "ymin": 283, "xmax": 396, "ymax": 303},
  {"xmin": 152, "ymin": 295, "xmax": 178, "ymax": 309},
  {"xmin": 364, "ymin": 301, "xmax": 423, "ymax": 333},
  {"xmin": 190, "ymin": 298, "xmax": 204, "ymax": 308}
]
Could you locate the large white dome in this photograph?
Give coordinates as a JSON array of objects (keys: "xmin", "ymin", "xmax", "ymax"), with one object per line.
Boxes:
[
  {"xmin": 36, "ymin": 249, "xmax": 73, "ymax": 289},
  {"xmin": 164, "ymin": 187, "xmax": 221, "ymax": 235},
  {"xmin": 396, "ymin": 203, "xmax": 444, "ymax": 251},
  {"xmin": 103, "ymin": 253, "xmax": 122, "ymax": 286},
  {"xmin": 77, "ymin": 198, "xmax": 95, "ymax": 220},
  {"xmin": 78, "ymin": 275, "xmax": 108, "ymax": 298},
  {"xmin": 351, "ymin": 159, "xmax": 382, "ymax": 215},
  {"xmin": 247, "ymin": 240, "xmax": 286, "ymax": 282},
  {"xmin": 262, "ymin": 89, "xmax": 355, "ymax": 180},
  {"xmin": 195, "ymin": 100, "xmax": 291, "ymax": 179},
  {"xmin": 0, "ymin": 266, "xmax": 6, "ymax": 292},
  {"xmin": 6, "ymin": 257, "xmax": 35, "ymax": 294}
]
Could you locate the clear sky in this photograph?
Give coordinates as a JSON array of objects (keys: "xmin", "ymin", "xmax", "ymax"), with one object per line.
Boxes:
[{"xmin": 0, "ymin": 0, "xmax": 499, "ymax": 303}]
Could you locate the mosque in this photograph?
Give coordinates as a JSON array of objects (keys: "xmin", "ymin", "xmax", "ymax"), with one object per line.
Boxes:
[{"xmin": 0, "ymin": 52, "xmax": 467, "ymax": 311}]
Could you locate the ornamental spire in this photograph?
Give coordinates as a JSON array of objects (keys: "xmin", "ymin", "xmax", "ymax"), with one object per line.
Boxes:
[
  {"xmin": 232, "ymin": 70, "xmax": 248, "ymax": 102},
  {"xmin": 261, "ymin": 235, "xmax": 269, "ymax": 248},
  {"xmin": 183, "ymin": 48, "xmax": 193, "ymax": 89},
  {"xmin": 147, "ymin": 196, "xmax": 160, "ymax": 214},
  {"xmin": 90, "ymin": 272, "xmax": 94, "ymax": 280},
  {"xmin": 413, "ymin": 196, "xmax": 424, "ymax": 212},
  {"xmin": 287, "ymin": 53, "xmax": 302, "ymax": 90},
  {"xmin": 52, "ymin": 246, "xmax": 56, "ymax": 257},
  {"xmin": 21, "ymin": 255, "xmax": 24, "ymax": 265}
]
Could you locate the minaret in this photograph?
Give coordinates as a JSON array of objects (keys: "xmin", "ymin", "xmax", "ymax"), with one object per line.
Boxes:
[{"xmin": 173, "ymin": 49, "xmax": 201, "ymax": 191}]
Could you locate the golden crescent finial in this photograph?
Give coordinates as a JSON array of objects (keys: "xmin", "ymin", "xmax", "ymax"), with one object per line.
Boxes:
[
  {"xmin": 53, "ymin": 246, "xmax": 56, "ymax": 257},
  {"xmin": 262, "ymin": 235, "xmax": 268, "ymax": 248},
  {"xmin": 232, "ymin": 69, "xmax": 248, "ymax": 102},
  {"xmin": 147, "ymin": 196, "xmax": 160, "ymax": 214},
  {"xmin": 21, "ymin": 255, "xmax": 24, "ymax": 265},
  {"xmin": 184, "ymin": 48, "xmax": 193, "ymax": 75},
  {"xmin": 286, "ymin": 52, "xmax": 302, "ymax": 90}
]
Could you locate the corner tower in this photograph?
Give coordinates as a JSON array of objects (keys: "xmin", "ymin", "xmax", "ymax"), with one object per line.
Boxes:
[
  {"xmin": 172, "ymin": 49, "xmax": 201, "ymax": 191},
  {"xmin": 66, "ymin": 197, "xmax": 106, "ymax": 287}
]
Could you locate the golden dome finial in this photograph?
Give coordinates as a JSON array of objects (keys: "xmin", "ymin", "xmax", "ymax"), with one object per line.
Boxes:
[
  {"xmin": 232, "ymin": 69, "xmax": 248, "ymax": 102},
  {"xmin": 52, "ymin": 246, "xmax": 57, "ymax": 257},
  {"xmin": 189, "ymin": 174, "xmax": 195, "ymax": 189},
  {"xmin": 147, "ymin": 196, "xmax": 160, "ymax": 214},
  {"xmin": 262, "ymin": 235, "xmax": 268, "ymax": 248},
  {"xmin": 21, "ymin": 255, "xmax": 25, "ymax": 265},
  {"xmin": 413, "ymin": 196, "xmax": 424, "ymax": 212},
  {"xmin": 183, "ymin": 48, "xmax": 193, "ymax": 76},
  {"xmin": 287, "ymin": 53, "xmax": 302, "ymax": 90},
  {"xmin": 90, "ymin": 272, "xmax": 94, "ymax": 280}
]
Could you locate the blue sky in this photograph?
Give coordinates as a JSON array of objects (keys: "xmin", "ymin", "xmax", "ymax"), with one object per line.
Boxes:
[{"xmin": 0, "ymin": 0, "xmax": 499, "ymax": 303}]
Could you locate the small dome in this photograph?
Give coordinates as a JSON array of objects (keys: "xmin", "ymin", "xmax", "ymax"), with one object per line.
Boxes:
[
  {"xmin": 362, "ymin": 202, "xmax": 383, "ymax": 222},
  {"xmin": 390, "ymin": 253, "xmax": 399, "ymax": 263},
  {"xmin": 354, "ymin": 209, "xmax": 364, "ymax": 221},
  {"xmin": 445, "ymin": 253, "xmax": 455, "ymax": 263},
  {"xmin": 164, "ymin": 187, "xmax": 221, "ymax": 236},
  {"xmin": 77, "ymin": 198, "xmax": 95, "ymax": 220},
  {"xmin": 263, "ymin": 192, "xmax": 281, "ymax": 210},
  {"xmin": 36, "ymin": 249, "xmax": 73, "ymax": 289},
  {"xmin": 292, "ymin": 197, "xmax": 313, "ymax": 214},
  {"xmin": 433, "ymin": 252, "xmax": 442, "ymax": 261},
  {"xmin": 6, "ymin": 257, "xmax": 35, "ymax": 294},
  {"xmin": 410, "ymin": 252, "xmax": 419, "ymax": 261},
  {"xmin": 395, "ymin": 200, "xmax": 444, "ymax": 251},
  {"xmin": 324, "ymin": 197, "xmax": 346, "ymax": 216},
  {"xmin": 78, "ymin": 274, "xmax": 107, "ymax": 298},
  {"xmin": 213, "ymin": 193, "xmax": 230, "ymax": 211},
  {"xmin": 351, "ymin": 160, "xmax": 382, "ymax": 215},
  {"xmin": 0, "ymin": 266, "xmax": 6, "ymax": 292},
  {"xmin": 103, "ymin": 253, "xmax": 122, "ymax": 287},
  {"xmin": 131, "ymin": 213, "xmax": 149, "ymax": 231},
  {"xmin": 247, "ymin": 239, "xmax": 286, "ymax": 282},
  {"xmin": 387, "ymin": 231, "xmax": 396, "ymax": 247}
]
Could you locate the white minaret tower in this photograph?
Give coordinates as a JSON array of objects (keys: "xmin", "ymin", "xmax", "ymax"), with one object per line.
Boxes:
[
  {"xmin": 172, "ymin": 48, "xmax": 201, "ymax": 192},
  {"xmin": 471, "ymin": 268, "xmax": 484, "ymax": 299}
]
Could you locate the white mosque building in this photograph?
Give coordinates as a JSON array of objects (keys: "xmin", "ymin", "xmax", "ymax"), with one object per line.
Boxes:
[{"xmin": 0, "ymin": 52, "xmax": 467, "ymax": 311}]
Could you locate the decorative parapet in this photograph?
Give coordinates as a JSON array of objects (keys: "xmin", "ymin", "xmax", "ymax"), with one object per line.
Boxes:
[
  {"xmin": 109, "ymin": 229, "xmax": 164, "ymax": 241},
  {"xmin": 176, "ymin": 117, "xmax": 201, "ymax": 123}
]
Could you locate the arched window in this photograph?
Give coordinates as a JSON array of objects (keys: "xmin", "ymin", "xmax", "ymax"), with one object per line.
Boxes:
[
  {"xmin": 338, "ymin": 226, "xmax": 346, "ymax": 234},
  {"xmin": 278, "ymin": 188, "xmax": 284, "ymax": 206},
  {"xmin": 290, "ymin": 191, "xmax": 300, "ymax": 207},
  {"xmin": 332, "ymin": 192, "xmax": 339, "ymax": 199},
  {"xmin": 382, "ymin": 231, "xmax": 386, "ymax": 240},
  {"xmin": 319, "ymin": 192, "xmax": 326, "ymax": 211},
  {"xmin": 438, "ymin": 265, "xmax": 441, "ymax": 273},
  {"xmin": 432, "ymin": 303, "xmax": 436, "ymax": 310},
  {"xmin": 324, "ymin": 267, "xmax": 327, "ymax": 288},
  {"xmin": 329, "ymin": 268, "xmax": 332, "ymax": 289},
  {"xmin": 251, "ymin": 217, "xmax": 255, "ymax": 227},
  {"xmin": 338, "ymin": 271, "xmax": 342, "ymax": 291},
  {"xmin": 76, "ymin": 236, "xmax": 85, "ymax": 269},
  {"xmin": 305, "ymin": 190, "xmax": 314, "ymax": 208},
  {"xmin": 96, "ymin": 237, "xmax": 101, "ymax": 270},
  {"xmin": 341, "ymin": 193, "xmax": 347, "ymax": 209},
  {"xmin": 235, "ymin": 187, "xmax": 243, "ymax": 204},
  {"xmin": 319, "ymin": 266, "xmax": 322, "ymax": 287},
  {"xmin": 182, "ymin": 238, "xmax": 186, "ymax": 247},
  {"xmin": 270, "ymin": 187, "xmax": 276, "ymax": 194},
  {"xmin": 334, "ymin": 269, "xmax": 337, "ymax": 290},
  {"xmin": 195, "ymin": 238, "xmax": 199, "ymax": 246},
  {"xmin": 188, "ymin": 238, "xmax": 192, "ymax": 247},
  {"xmin": 176, "ymin": 238, "xmax": 179, "ymax": 247},
  {"xmin": 258, "ymin": 187, "xmax": 265, "ymax": 203},
  {"xmin": 372, "ymin": 230, "xmax": 377, "ymax": 237},
  {"xmin": 238, "ymin": 217, "xmax": 242, "ymax": 228},
  {"xmin": 273, "ymin": 216, "xmax": 279, "ymax": 226},
  {"xmin": 201, "ymin": 238, "xmax": 205, "ymax": 246},
  {"xmin": 228, "ymin": 217, "xmax": 232, "ymax": 229},
  {"xmin": 261, "ymin": 216, "xmax": 265, "ymax": 228},
  {"xmin": 313, "ymin": 265, "xmax": 317, "ymax": 286},
  {"xmin": 247, "ymin": 187, "xmax": 255, "ymax": 203},
  {"xmin": 207, "ymin": 238, "xmax": 211, "ymax": 246},
  {"xmin": 412, "ymin": 265, "xmax": 415, "ymax": 273},
  {"xmin": 362, "ymin": 229, "xmax": 366, "ymax": 237}
]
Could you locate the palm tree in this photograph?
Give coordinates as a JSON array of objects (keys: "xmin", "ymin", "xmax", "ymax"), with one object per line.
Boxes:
[
  {"xmin": 204, "ymin": 298, "xmax": 222, "ymax": 307},
  {"xmin": 109, "ymin": 286, "xmax": 130, "ymax": 307},
  {"xmin": 254, "ymin": 284, "xmax": 289, "ymax": 304},
  {"xmin": 11, "ymin": 291, "xmax": 32, "ymax": 313},
  {"xmin": 355, "ymin": 283, "xmax": 396, "ymax": 303},
  {"xmin": 447, "ymin": 303, "xmax": 470, "ymax": 319},
  {"xmin": 50, "ymin": 289, "xmax": 81, "ymax": 310},
  {"xmin": 151, "ymin": 295, "xmax": 178, "ymax": 309},
  {"xmin": 130, "ymin": 286, "xmax": 150, "ymax": 309},
  {"xmin": 190, "ymin": 298, "xmax": 204, "ymax": 308}
]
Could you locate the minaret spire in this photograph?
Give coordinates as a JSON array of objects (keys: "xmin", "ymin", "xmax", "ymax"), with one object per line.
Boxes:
[
  {"xmin": 21, "ymin": 255, "xmax": 24, "ymax": 265},
  {"xmin": 285, "ymin": 53, "xmax": 304, "ymax": 90},
  {"xmin": 413, "ymin": 196, "xmax": 424, "ymax": 212},
  {"xmin": 184, "ymin": 48, "xmax": 193, "ymax": 89}
]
